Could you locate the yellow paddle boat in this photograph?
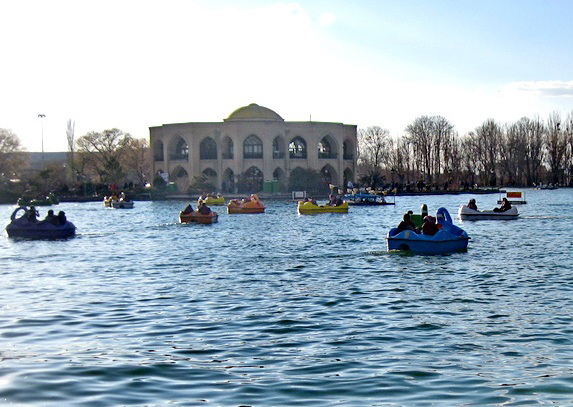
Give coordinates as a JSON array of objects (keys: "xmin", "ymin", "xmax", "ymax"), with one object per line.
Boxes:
[
  {"xmin": 198, "ymin": 195, "xmax": 225, "ymax": 206},
  {"xmin": 297, "ymin": 201, "xmax": 349, "ymax": 214}
]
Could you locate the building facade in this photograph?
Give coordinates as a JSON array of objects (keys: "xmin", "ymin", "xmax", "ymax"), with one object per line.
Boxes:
[{"xmin": 149, "ymin": 103, "xmax": 357, "ymax": 193}]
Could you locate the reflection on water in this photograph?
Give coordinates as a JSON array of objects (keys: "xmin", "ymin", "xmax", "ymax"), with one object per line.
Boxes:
[{"xmin": 1, "ymin": 189, "xmax": 573, "ymax": 406}]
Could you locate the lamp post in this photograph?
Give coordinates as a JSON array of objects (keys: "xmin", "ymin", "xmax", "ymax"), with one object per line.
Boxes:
[{"xmin": 38, "ymin": 114, "xmax": 46, "ymax": 164}]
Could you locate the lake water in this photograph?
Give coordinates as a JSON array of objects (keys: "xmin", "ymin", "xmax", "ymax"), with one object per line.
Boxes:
[{"xmin": 1, "ymin": 189, "xmax": 573, "ymax": 406}]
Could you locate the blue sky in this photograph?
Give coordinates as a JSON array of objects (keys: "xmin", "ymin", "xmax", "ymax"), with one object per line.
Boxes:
[{"xmin": 1, "ymin": 0, "xmax": 572, "ymax": 152}]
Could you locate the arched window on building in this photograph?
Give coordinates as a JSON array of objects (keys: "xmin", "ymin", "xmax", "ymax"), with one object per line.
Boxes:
[
  {"xmin": 237, "ymin": 166, "xmax": 263, "ymax": 193},
  {"xmin": 222, "ymin": 136, "xmax": 234, "ymax": 159},
  {"xmin": 343, "ymin": 168, "xmax": 354, "ymax": 192},
  {"xmin": 318, "ymin": 135, "xmax": 337, "ymax": 159},
  {"xmin": 273, "ymin": 167, "xmax": 286, "ymax": 192},
  {"xmin": 289, "ymin": 136, "xmax": 307, "ymax": 159},
  {"xmin": 343, "ymin": 139, "xmax": 354, "ymax": 160},
  {"xmin": 222, "ymin": 168, "xmax": 235, "ymax": 193},
  {"xmin": 153, "ymin": 140, "xmax": 164, "ymax": 161},
  {"xmin": 171, "ymin": 137, "xmax": 189, "ymax": 161},
  {"xmin": 200, "ymin": 137, "xmax": 217, "ymax": 160},
  {"xmin": 170, "ymin": 166, "xmax": 189, "ymax": 192},
  {"xmin": 202, "ymin": 168, "xmax": 218, "ymax": 187},
  {"xmin": 243, "ymin": 135, "xmax": 263, "ymax": 159},
  {"xmin": 272, "ymin": 136, "xmax": 285, "ymax": 159},
  {"xmin": 321, "ymin": 164, "xmax": 337, "ymax": 187}
]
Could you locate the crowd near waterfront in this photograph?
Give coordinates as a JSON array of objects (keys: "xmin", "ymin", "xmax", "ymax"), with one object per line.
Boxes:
[{"xmin": 1, "ymin": 189, "xmax": 573, "ymax": 406}]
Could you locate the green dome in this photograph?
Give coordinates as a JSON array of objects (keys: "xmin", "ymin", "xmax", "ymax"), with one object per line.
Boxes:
[{"xmin": 225, "ymin": 103, "xmax": 284, "ymax": 122}]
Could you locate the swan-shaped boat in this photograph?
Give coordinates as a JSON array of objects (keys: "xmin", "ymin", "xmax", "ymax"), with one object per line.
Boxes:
[
  {"xmin": 458, "ymin": 205, "xmax": 519, "ymax": 220},
  {"xmin": 5, "ymin": 207, "xmax": 76, "ymax": 239},
  {"xmin": 387, "ymin": 207, "xmax": 469, "ymax": 254},
  {"xmin": 297, "ymin": 201, "xmax": 349, "ymax": 214}
]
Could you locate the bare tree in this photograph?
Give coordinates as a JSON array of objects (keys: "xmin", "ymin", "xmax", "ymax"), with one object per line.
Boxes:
[
  {"xmin": 499, "ymin": 122, "xmax": 525, "ymax": 186},
  {"xmin": 460, "ymin": 132, "xmax": 480, "ymax": 187},
  {"xmin": 357, "ymin": 126, "xmax": 391, "ymax": 188},
  {"xmin": 122, "ymin": 138, "xmax": 151, "ymax": 186},
  {"xmin": 473, "ymin": 119, "xmax": 502, "ymax": 186},
  {"xmin": 514, "ymin": 117, "xmax": 544, "ymax": 186},
  {"xmin": 66, "ymin": 119, "xmax": 75, "ymax": 182},
  {"xmin": 405, "ymin": 115, "xmax": 454, "ymax": 186},
  {"xmin": 0, "ymin": 128, "xmax": 26, "ymax": 178},
  {"xmin": 545, "ymin": 111, "xmax": 567, "ymax": 185},
  {"xmin": 564, "ymin": 111, "xmax": 573, "ymax": 185},
  {"xmin": 76, "ymin": 128, "xmax": 133, "ymax": 185}
]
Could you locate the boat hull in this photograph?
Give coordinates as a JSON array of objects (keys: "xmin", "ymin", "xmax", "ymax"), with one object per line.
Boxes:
[
  {"xmin": 112, "ymin": 201, "xmax": 134, "ymax": 209},
  {"xmin": 227, "ymin": 200, "xmax": 265, "ymax": 214},
  {"xmin": 344, "ymin": 193, "xmax": 394, "ymax": 206},
  {"xmin": 198, "ymin": 197, "xmax": 225, "ymax": 206},
  {"xmin": 387, "ymin": 207, "xmax": 469, "ymax": 254},
  {"xmin": 298, "ymin": 201, "xmax": 349, "ymax": 214},
  {"xmin": 6, "ymin": 208, "xmax": 76, "ymax": 239},
  {"xmin": 387, "ymin": 230, "xmax": 469, "ymax": 254},
  {"xmin": 180, "ymin": 211, "xmax": 218, "ymax": 224},
  {"xmin": 458, "ymin": 205, "xmax": 519, "ymax": 220}
]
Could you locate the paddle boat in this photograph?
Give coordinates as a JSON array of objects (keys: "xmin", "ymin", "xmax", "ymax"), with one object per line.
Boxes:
[
  {"xmin": 458, "ymin": 205, "xmax": 519, "ymax": 220},
  {"xmin": 498, "ymin": 190, "xmax": 527, "ymax": 204},
  {"xmin": 198, "ymin": 194, "xmax": 225, "ymax": 206},
  {"xmin": 297, "ymin": 200, "xmax": 349, "ymax": 214},
  {"xmin": 227, "ymin": 194, "xmax": 265, "ymax": 214},
  {"xmin": 17, "ymin": 193, "xmax": 59, "ymax": 207},
  {"xmin": 111, "ymin": 199, "xmax": 134, "ymax": 209},
  {"xmin": 344, "ymin": 192, "xmax": 394, "ymax": 206},
  {"xmin": 180, "ymin": 210, "xmax": 218, "ymax": 224},
  {"xmin": 387, "ymin": 207, "xmax": 469, "ymax": 254},
  {"xmin": 5, "ymin": 207, "xmax": 76, "ymax": 239},
  {"xmin": 104, "ymin": 192, "xmax": 134, "ymax": 209}
]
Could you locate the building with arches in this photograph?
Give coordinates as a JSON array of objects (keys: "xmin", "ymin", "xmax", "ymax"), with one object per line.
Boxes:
[{"xmin": 149, "ymin": 103, "xmax": 357, "ymax": 194}]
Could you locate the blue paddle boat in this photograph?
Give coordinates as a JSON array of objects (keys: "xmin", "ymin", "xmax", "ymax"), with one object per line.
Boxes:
[
  {"xmin": 5, "ymin": 207, "xmax": 76, "ymax": 239},
  {"xmin": 387, "ymin": 207, "xmax": 469, "ymax": 254}
]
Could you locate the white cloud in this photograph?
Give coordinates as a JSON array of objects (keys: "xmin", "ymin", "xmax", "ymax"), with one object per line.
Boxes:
[
  {"xmin": 318, "ymin": 12, "xmax": 337, "ymax": 27},
  {"xmin": 503, "ymin": 80, "xmax": 573, "ymax": 98}
]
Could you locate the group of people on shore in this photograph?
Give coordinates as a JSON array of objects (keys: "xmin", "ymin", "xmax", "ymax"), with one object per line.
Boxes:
[{"xmin": 25, "ymin": 206, "xmax": 67, "ymax": 225}]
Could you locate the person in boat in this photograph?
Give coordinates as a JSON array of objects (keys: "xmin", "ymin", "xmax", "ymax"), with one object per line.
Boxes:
[
  {"xmin": 493, "ymin": 197, "xmax": 512, "ymax": 212},
  {"xmin": 467, "ymin": 198, "xmax": 478, "ymax": 210},
  {"xmin": 309, "ymin": 197, "xmax": 318, "ymax": 205},
  {"xmin": 198, "ymin": 192, "xmax": 207, "ymax": 203},
  {"xmin": 42, "ymin": 209, "xmax": 57, "ymax": 225},
  {"xmin": 26, "ymin": 206, "xmax": 39, "ymax": 222},
  {"xmin": 327, "ymin": 194, "xmax": 344, "ymax": 206},
  {"xmin": 422, "ymin": 216, "xmax": 439, "ymax": 236},
  {"xmin": 57, "ymin": 211, "xmax": 67, "ymax": 225},
  {"xmin": 396, "ymin": 213, "xmax": 417, "ymax": 233},
  {"xmin": 198, "ymin": 202, "xmax": 212, "ymax": 215},
  {"xmin": 182, "ymin": 203, "xmax": 194, "ymax": 214}
]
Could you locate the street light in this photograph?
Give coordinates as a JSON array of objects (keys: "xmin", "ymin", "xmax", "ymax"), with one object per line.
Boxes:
[{"xmin": 38, "ymin": 114, "xmax": 46, "ymax": 163}]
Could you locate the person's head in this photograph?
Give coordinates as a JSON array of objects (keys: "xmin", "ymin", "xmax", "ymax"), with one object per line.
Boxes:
[
  {"xmin": 470, "ymin": 198, "xmax": 475, "ymax": 204},
  {"xmin": 424, "ymin": 215, "xmax": 435, "ymax": 224},
  {"xmin": 48, "ymin": 210, "xmax": 54, "ymax": 216},
  {"xmin": 503, "ymin": 197, "xmax": 508, "ymax": 203},
  {"xmin": 407, "ymin": 210, "xmax": 413, "ymax": 215},
  {"xmin": 403, "ymin": 213, "xmax": 411, "ymax": 221}
]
